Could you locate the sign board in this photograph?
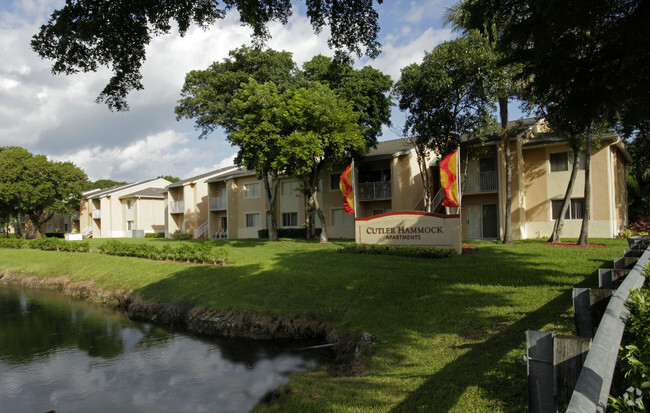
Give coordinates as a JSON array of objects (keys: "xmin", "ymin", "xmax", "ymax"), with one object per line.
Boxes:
[{"xmin": 355, "ymin": 211, "xmax": 461, "ymax": 255}]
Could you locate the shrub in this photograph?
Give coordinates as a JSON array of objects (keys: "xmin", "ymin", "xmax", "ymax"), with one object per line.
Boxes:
[
  {"xmin": 0, "ymin": 238, "xmax": 28, "ymax": 249},
  {"xmin": 258, "ymin": 228, "xmax": 322, "ymax": 239},
  {"xmin": 619, "ymin": 216, "xmax": 650, "ymax": 238},
  {"xmin": 172, "ymin": 232, "xmax": 193, "ymax": 240},
  {"xmin": 145, "ymin": 232, "xmax": 165, "ymax": 238},
  {"xmin": 95, "ymin": 239, "xmax": 228, "ymax": 265},
  {"xmin": 609, "ymin": 267, "xmax": 650, "ymax": 411},
  {"xmin": 339, "ymin": 243, "xmax": 457, "ymax": 259}
]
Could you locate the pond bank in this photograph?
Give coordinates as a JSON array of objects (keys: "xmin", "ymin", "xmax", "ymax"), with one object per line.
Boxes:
[{"xmin": 0, "ymin": 270, "xmax": 374, "ymax": 374}]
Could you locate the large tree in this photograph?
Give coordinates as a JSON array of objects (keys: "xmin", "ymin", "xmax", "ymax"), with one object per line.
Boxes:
[
  {"xmin": 0, "ymin": 147, "xmax": 87, "ymax": 238},
  {"xmin": 445, "ymin": 0, "xmax": 523, "ymax": 244},
  {"xmin": 300, "ymin": 55, "xmax": 392, "ymax": 233},
  {"xmin": 393, "ymin": 32, "xmax": 498, "ymax": 210},
  {"xmin": 227, "ymin": 80, "xmax": 289, "ymax": 242},
  {"xmin": 32, "ymin": 0, "xmax": 384, "ymax": 111},
  {"xmin": 175, "ymin": 46, "xmax": 298, "ymax": 241},
  {"xmin": 281, "ymin": 82, "xmax": 366, "ymax": 243}
]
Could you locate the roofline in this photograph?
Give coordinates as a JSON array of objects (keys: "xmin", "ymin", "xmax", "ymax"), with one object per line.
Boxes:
[{"xmin": 167, "ymin": 166, "xmax": 239, "ymax": 188}]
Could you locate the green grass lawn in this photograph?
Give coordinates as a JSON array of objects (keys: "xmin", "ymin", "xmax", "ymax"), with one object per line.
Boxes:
[{"xmin": 0, "ymin": 237, "xmax": 628, "ymax": 412}]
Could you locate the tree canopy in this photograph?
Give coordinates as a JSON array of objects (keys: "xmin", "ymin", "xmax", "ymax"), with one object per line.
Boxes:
[
  {"xmin": 393, "ymin": 32, "xmax": 498, "ymax": 160},
  {"xmin": 32, "ymin": 0, "xmax": 384, "ymax": 111},
  {"xmin": 0, "ymin": 147, "xmax": 87, "ymax": 238}
]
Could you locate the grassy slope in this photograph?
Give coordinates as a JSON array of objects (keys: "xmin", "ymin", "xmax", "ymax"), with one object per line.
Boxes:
[{"xmin": 0, "ymin": 237, "xmax": 627, "ymax": 412}]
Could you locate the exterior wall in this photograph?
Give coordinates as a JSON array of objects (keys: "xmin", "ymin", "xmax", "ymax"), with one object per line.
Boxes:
[
  {"xmin": 121, "ymin": 197, "xmax": 166, "ymax": 234},
  {"xmin": 323, "ymin": 168, "xmax": 354, "ymax": 238},
  {"xmin": 522, "ymin": 140, "xmax": 623, "ymax": 239},
  {"xmin": 232, "ymin": 176, "xmax": 266, "ymax": 238}
]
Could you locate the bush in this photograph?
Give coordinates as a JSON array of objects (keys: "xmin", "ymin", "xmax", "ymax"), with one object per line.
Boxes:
[
  {"xmin": 609, "ymin": 266, "xmax": 650, "ymax": 411},
  {"xmin": 339, "ymin": 243, "xmax": 457, "ymax": 259},
  {"xmin": 619, "ymin": 216, "xmax": 650, "ymax": 238},
  {"xmin": 0, "ymin": 238, "xmax": 28, "ymax": 249},
  {"xmin": 172, "ymin": 232, "xmax": 193, "ymax": 240},
  {"xmin": 96, "ymin": 239, "xmax": 228, "ymax": 265},
  {"xmin": 145, "ymin": 232, "xmax": 165, "ymax": 238},
  {"xmin": 258, "ymin": 228, "xmax": 322, "ymax": 239}
]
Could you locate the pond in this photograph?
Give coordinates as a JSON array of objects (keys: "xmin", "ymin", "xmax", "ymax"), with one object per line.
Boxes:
[{"xmin": 0, "ymin": 286, "xmax": 326, "ymax": 413}]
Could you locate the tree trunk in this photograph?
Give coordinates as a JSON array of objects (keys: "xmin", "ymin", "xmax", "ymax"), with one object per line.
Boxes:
[
  {"xmin": 413, "ymin": 143, "xmax": 432, "ymax": 212},
  {"xmin": 548, "ymin": 144, "xmax": 581, "ymax": 242},
  {"xmin": 307, "ymin": 164, "xmax": 328, "ymax": 243},
  {"xmin": 27, "ymin": 211, "xmax": 53, "ymax": 239},
  {"xmin": 12, "ymin": 215, "xmax": 22, "ymax": 238},
  {"xmin": 500, "ymin": 97, "xmax": 513, "ymax": 244},
  {"xmin": 577, "ymin": 132, "xmax": 592, "ymax": 246},
  {"xmin": 262, "ymin": 169, "xmax": 279, "ymax": 242},
  {"xmin": 304, "ymin": 195, "xmax": 316, "ymax": 241}
]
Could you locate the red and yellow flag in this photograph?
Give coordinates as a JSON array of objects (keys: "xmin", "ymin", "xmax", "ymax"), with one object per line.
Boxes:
[
  {"xmin": 440, "ymin": 149, "xmax": 459, "ymax": 207},
  {"xmin": 339, "ymin": 164, "xmax": 354, "ymax": 214}
]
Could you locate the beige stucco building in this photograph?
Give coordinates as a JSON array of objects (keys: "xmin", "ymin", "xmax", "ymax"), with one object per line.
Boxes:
[
  {"xmin": 78, "ymin": 178, "xmax": 170, "ymax": 238},
  {"xmin": 460, "ymin": 118, "xmax": 630, "ymax": 240},
  {"xmin": 66, "ymin": 118, "xmax": 628, "ymax": 242}
]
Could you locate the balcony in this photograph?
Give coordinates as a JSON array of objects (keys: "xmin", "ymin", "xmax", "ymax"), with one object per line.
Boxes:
[
  {"xmin": 92, "ymin": 209, "xmax": 101, "ymax": 219},
  {"xmin": 209, "ymin": 196, "xmax": 227, "ymax": 211},
  {"xmin": 125, "ymin": 208, "xmax": 135, "ymax": 221},
  {"xmin": 169, "ymin": 200, "xmax": 184, "ymax": 214},
  {"xmin": 359, "ymin": 181, "xmax": 391, "ymax": 200},
  {"xmin": 463, "ymin": 171, "xmax": 497, "ymax": 193}
]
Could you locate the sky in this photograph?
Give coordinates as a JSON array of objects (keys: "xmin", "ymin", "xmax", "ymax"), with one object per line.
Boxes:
[{"xmin": 0, "ymin": 0, "xmax": 525, "ymax": 183}]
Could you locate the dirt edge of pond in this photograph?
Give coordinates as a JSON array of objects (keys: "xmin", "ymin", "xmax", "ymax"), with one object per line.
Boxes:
[{"xmin": 0, "ymin": 271, "xmax": 375, "ymax": 375}]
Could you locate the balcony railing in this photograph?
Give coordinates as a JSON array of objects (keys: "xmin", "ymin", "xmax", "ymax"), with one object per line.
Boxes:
[
  {"xmin": 125, "ymin": 209, "xmax": 135, "ymax": 221},
  {"xmin": 169, "ymin": 200, "xmax": 184, "ymax": 214},
  {"xmin": 92, "ymin": 210, "xmax": 101, "ymax": 219},
  {"xmin": 463, "ymin": 171, "xmax": 497, "ymax": 193},
  {"xmin": 359, "ymin": 181, "xmax": 391, "ymax": 200},
  {"xmin": 209, "ymin": 196, "xmax": 227, "ymax": 211}
]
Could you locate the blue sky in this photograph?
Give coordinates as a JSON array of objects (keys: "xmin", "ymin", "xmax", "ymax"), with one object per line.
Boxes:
[{"xmin": 0, "ymin": 0, "xmax": 526, "ymax": 182}]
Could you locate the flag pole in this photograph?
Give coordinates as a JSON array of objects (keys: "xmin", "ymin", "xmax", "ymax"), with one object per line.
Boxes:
[
  {"xmin": 457, "ymin": 145, "xmax": 462, "ymax": 219},
  {"xmin": 352, "ymin": 158, "xmax": 358, "ymax": 219}
]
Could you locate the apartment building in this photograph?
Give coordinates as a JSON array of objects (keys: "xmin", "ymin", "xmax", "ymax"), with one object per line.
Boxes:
[
  {"xmin": 78, "ymin": 178, "xmax": 170, "ymax": 238},
  {"xmin": 460, "ymin": 118, "xmax": 630, "ymax": 240}
]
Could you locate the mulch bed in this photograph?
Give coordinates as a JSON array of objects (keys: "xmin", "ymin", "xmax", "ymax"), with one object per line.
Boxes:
[
  {"xmin": 461, "ymin": 243, "xmax": 478, "ymax": 255},
  {"xmin": 542, "ymin": 241, "xmax": 606, "ymax": 248}
]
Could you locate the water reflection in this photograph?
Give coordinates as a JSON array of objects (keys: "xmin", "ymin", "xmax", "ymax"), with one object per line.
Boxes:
[{"xmin": 0, "ymin": 286, "xmax": 324, "ymax": 413}]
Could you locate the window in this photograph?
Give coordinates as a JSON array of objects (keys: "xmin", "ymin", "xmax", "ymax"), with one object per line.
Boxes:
[
  {"xmin": 551, "ymin": 198, "xmax": 584, "ymax": 220},
  {"xmin": 244, "ymin": 182, "xmax": 260, "ymax": 198},
  {"xmin": 331, "ymin": 208, "xmax": 354, "ymax": 226},
  {"xmin": 330, "ymin": 174, "xmax": 341, "ymax": 190},
  {"xmin": 245, "ymin": 212, "xmax": 261, "ymax": 228},
  {"xmin": 282, "ymin": 212, "xmax": 298, "ymax": 227},
  {"xmin": 126, "ymin": 200, "xmax": 133, "ymax": 209},
  {"xmin": 64, "ymin": 224, "xmax": 69, "ymax": 232},
  {"xmin": 550, "ymin": 152, "xmax": 569, "ymax": 172},
  {"xmin": 550, "ymin": 151, "xmax": 586, "ymax": 172},
  {"xmin": 220, "ymin": 216, "xmax": 227, "ymax": 230},
  {"xmin": 127, "ymin": 221, "xmax": 133, "ymax": 230},
  {"xmin": 281, "ymin": 181, "xmax": 299, "ymax": 196},
  {"xmin": 371, "ymin": 208, "xmax": 385, "ymax": 216},
  {"xmin": 47, "ymin": 223, "xmax": 54, "ymax": 233}
]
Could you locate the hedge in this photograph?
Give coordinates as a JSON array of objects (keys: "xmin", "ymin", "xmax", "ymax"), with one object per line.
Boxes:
[
  {"xmin": 258, "ymin": 228, "xmax": 322, "ymax": 239},
  {"xmin": 338, "ymin": 243, "xmax": 457, "ymax": 259},
  {"xmin": 0, "ymin": 237, "xmax": 228, "ymax": 265}
]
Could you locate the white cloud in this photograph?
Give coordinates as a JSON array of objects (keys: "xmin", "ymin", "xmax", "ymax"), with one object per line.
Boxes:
[{"xmin": 0, "ymin": 0, "xmax": 459, "ymax": 182}]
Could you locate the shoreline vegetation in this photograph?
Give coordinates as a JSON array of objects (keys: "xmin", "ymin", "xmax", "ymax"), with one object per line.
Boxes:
[{"xmin": 0, "ymin": 237, "xmax": 629, "ymax": 411}]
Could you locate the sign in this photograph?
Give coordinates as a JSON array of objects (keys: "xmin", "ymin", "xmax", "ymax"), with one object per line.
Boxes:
[{"xmin": 355, "ymin": 211, "xmax": 461, "ymax": 254}]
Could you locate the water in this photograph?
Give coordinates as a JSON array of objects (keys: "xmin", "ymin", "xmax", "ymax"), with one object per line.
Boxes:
[{"xmin": 0, "ymin": 286, "xmax": 326, "ymax": 413}]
